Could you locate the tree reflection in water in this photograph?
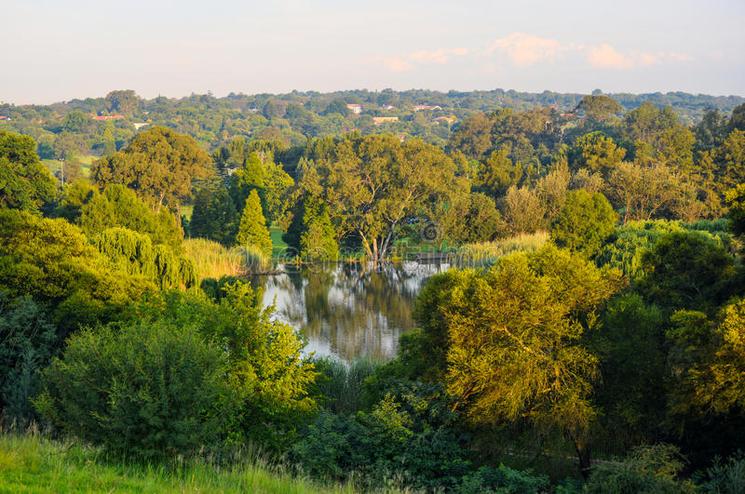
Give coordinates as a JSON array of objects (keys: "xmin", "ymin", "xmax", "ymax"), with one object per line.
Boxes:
[{"xmin": 251, "ymin": 262, "xmax": 448, "ymax": 362}]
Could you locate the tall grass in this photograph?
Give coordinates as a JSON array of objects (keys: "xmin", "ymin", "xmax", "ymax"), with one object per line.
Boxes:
[
  {"xmin": 183, "ymin": 239, "xmax": 273, "ymax": 280},
  {"xmin": 0, "ymin": 433, "xmax": 355, "ymax": 494},
  {"xmin": 457, "ymin": 231, "xmax": 549, "ymax": 265}
]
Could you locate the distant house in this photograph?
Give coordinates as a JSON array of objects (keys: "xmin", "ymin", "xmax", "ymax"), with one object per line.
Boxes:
[
  {"xmin": 383, "ymin": 105, "xmax": 396, "ymax": 111},
  {"xmin": 0, "ymin": 115, "xmax": 9, "ymax": 121},
  {"xmin": 434, "ymin": 115, "xmax": 457, "ymax": 125},
  {"xmin": 346, "ymin": 103, "xmax": 363, "ymax": 114},
  {"xmin": 413, "ymin": 105, "xmax": 441, "ymax": 112},
  {"xmin": 133, "ymin": 122, "xmax": 149, "ymax": 130},
  {"xmin": 92, "ymin": 114, "xmax": 125, "ymax": 121},
  {"xmin": 372, "ymin": 116, "xmax": 399, "ymax": 126}
]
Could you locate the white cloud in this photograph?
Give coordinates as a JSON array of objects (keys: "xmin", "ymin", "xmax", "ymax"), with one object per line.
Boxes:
[
  {"xmin": 586, "ymin": 43, "xmax": 634, "ymax": 69},
  {"xmin": 378, "ymin": 47, "xmax": 469, "ymax": 72},
  {"xmin": 488, "ymin": 33, "xmax": 564, "ymax": 66},
  {"xmin": 586, "ymin": 44, "xmax": 692, "ymax": 70}
]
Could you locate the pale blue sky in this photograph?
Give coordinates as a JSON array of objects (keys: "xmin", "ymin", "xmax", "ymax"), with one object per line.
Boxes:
[{"xmin": 2, "ymin": 0, "xmax": 744, "ymax": 104}]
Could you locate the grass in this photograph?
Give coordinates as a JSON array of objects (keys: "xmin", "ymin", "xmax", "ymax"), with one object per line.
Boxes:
[
  {"xmin": 457, "ymin": 231, "xmax": 549, "ymax": 265},
  {"xmin": 42, "ymin": 154, "xmax": 97, "ymax": 179},
  {"xmin": 182, "ymin": 238, "xmax": 248, "ymax": 279},
  {"xmin": 270, "ymin": 224, "xmax": 289, "ymax": 257},
  {"xmin": 0, "ymin": 433, "xmax": 353, "ymax": 494}
]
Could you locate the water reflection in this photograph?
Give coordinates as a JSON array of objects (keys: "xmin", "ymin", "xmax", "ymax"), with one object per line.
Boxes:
[{"xmin": 252, "ymin": 262, "xmax": 449, "ymax": 362}]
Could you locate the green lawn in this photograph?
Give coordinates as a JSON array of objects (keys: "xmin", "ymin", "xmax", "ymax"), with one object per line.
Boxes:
[
  {"xmin": 42, "ymin": 154, "xmax": 97, "ymax": 179},
  {"xmin": 270, "ymin": 224, "xmax": 289, "ymax": 257},
  {"xmin": 0, "ymin": 434, "xmax": 352, "ymax": 494}
]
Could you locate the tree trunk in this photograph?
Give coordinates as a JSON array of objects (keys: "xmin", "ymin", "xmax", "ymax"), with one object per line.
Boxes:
[{"xmin": 574, "ymin": 439, "xmax": 592, "ymax": 479}]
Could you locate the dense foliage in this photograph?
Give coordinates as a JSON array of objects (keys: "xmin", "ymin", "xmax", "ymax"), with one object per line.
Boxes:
[{"xmin": 0, "ymin": 89, "xmax": 743, "ymax": 492}]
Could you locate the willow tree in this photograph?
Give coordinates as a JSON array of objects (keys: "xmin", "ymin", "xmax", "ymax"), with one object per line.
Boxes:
[
  {"xmin": 300, "ymin": 134, "xmax": 467, "ymax": 263},
  {"xmin": 95, "ymin": 227, "xmax": 196, "ymax": 289}
]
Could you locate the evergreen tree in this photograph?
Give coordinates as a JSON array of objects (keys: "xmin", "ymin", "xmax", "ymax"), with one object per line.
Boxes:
[
  {"xmin": 236, "ymin": 190, "xmax": 272, "ymax": 257},
  {"xmin": 300, "ymin": 201, "xmax": 339, "ymax": 261},
  {"xmin": 190, "ymin": 180, "xmax": 239, "ymax": 246}
]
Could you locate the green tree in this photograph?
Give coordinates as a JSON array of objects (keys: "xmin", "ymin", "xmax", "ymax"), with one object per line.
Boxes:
[
  {"xmin": 442, "ymin": 192, "xmax": 504, "ymax": 243},
  {"xmin": 0, "ymin": 209, "xmax": 154, "ymax": 331},
  {"xmin": 571, "ymin": 132, "xmax": 626, "ymax": 174},
  {"xmin": 576, "ymin": 94, "xmax": 623, "ymax": 122},
  {"xmin": 0, "ymin": 293, "xmax": 56, "ymax": 426},
  {"xmin": 639, "ymin": 231, "xmax": 737, "ymax": 312},
  {"xmin": 0, "ymin": 130, "xmax": 56, "ymax": 212},
  {"xmin": 80, "ymin": 185, "xmax": 183, "ymax": 248},
  {"xmin": 476, "ymin": 147, "xmax": 524, "ymax": 197},
  {"xmin": 501, "ymin": 185, "xmax": 545, "ymax": 234},
  {"xmin": 36, "ymin": 320, "xmax": 234, "ymax": 459},
  {"xmin": 95, "ymin": 227, "xmax": 196, "ymax": 289},
  {"xmin": 190, "ymin": 179, "xmax": 239, "ymax": 246},
  {"xmin": 299, "ymin": 200, "xmax": 339, "ymax": 261},
  {"xmin": 105, "ymin": 89, "xmax": 139, "ymax": 115},
  {"xmin": 91, "ymin": 126, "xmax": 213, "ymax": 211},
  {"xmin": 301, "ymin": 134, "xmax": 467, "ymax": 262},
  {"xmin": 236, "ymin": 189, "xmax": 272, "ymax": 257},
  {"xmin": 417, "ymin": 245, "xmax": 621, "ymax": 473},
  {"xmin": 550, "ymin": 189, "xmax": 618, "ymax": 257}
]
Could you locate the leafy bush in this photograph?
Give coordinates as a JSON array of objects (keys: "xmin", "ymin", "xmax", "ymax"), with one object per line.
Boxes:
[
  {"xmin": 0, "ymin": 294, "xmax": 56, "ymax": 426},
  {"xmin": 455, "ymin": 465, "xmax": 549, "ymax": 494},
  {"xmin": 36, "ymin": 320, "xmax": 235, "ymax": 459},
  {"xmin": 293, "ymin": 381, "xmax": 472, "ymax": 491},
  {"xmin": 698, "ymin": 452, "xmax": 745, "ymax": 494},
  {"xmin": 584, "ymin": 444, "xmax": 695, "ymax": 494}
]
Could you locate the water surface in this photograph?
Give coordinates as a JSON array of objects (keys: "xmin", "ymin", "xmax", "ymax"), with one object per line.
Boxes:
[{"xmin": 253, "ymin": 262, "xmax": 450, "ymax": 362}]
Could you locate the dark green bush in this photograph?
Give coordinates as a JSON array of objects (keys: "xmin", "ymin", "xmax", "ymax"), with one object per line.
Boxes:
[
  {"xmin": 36, "ymin": 320, "xmax": 235, "ymax": 459},
  {"xmin": 0, "ymin": 293, "xmax": 56, "ymax": 427}
]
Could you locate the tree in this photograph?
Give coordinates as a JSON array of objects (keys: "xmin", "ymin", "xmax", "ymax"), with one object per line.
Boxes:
[
  {"xmin": 607, "ymin": 162, "xmax": 681, "ymax": 223},
  {"xmin": 190, "ymin": 179, "xmax": 239, "ymax": 246},
  {"xmin": 36, "ymin": 320, "xmax": 233, "ymax": 459},
  {"xmin": 80, "ymin": 185, "xmax": 183, "ymax": 248},
  {"xmin": 448, "ymin": 112, "xmax": 494, "ymax": 159},
  {"xmin": 236, "ymin": 189, "xmax": 272, "ymax": 257},
  {"xmin": 426, "ymin": 245, "xmax": 620, "ymax": 473},
  {"xmin": 442, "ymin": 192, "xmax": 504, "ymax": 243},
  {"xmin": 715, "ymin": 130, "xmax": 745, "ymax": 190},
  {"xmin": 105, "ymin": 89, "xmax": 139, "ymax": 115},
  {"xmin": 301, "ymin": 134, "xmax": 467, "ymax": 263},
  {"xmin": 639, "ymin": 231, "xmax": 737, "ymax": 312},
  {"xmin": 501, "ymin": 185, "xmax": 545, "ymax": 234},
  {"xmin": 623, "ymin": 103, "xmax": 694, "ymax": 171},
  {"xmin": 570, "ymin": 132, "xmax": 626, "ymax": 174},
  {"xmin": 0, "ymin": 293, "xmax": 56, "ymax": 426},
  {"xmin": 299, "ymin": 200, "xmax": 339, "ymax": 261},
  {"xmin": 91, "ymin": 126, "xmax": 213, "ymax": 211},
  {"xmin": 0, "ymin": 209, "xmax": 154, "ymax": 332},
  {"xmin": 0, "ymin": 130, "xmax": 56, "ymax": 212},
  {"xmin": 550, "ymin": 189, "xmax": 617, "ymax": 257},
  {"xmin": 728, "ymin": 103, "xmax": 745, "ymax": 132},
  {"xmin": 95, "ymin": 227, "xmax": 196, "ymax": 289},
  {"xmin": 476, "ymin": 147, "xmax": 524, "ymax": 197},
  {"xmin": 575, "ymin": 94, "xmax": 623, "ymax": 122}
]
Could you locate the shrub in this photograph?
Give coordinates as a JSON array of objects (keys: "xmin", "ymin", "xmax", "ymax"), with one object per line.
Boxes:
[
  {"xmin": 699, "ymin": 452, "xmax": 745, "ymax": 494},
  {"xmin": 0, "ymin": 294, "xmax": 56, "ymax": 427},
  {"xmin": 312, "ymin": 358, "xmax": 379, "ymax": 414},
  {"xmin": 550, "ymin": 189, "xmax": 617, "ymax": 257},
  {"xmin": 36, "ymin": 321, "xmax": 235, "ymax": 459},
  {"xmin": 584, "ymin": 444, "xmax": 695, "ymax": 494}
]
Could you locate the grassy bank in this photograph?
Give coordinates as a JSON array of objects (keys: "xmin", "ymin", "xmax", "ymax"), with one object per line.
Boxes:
[{"xmin": 0, "ymin": 434, "xmax": 353, "ymax": 494}]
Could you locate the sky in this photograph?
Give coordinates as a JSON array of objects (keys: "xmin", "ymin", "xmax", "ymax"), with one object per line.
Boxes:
[{"xmin": 2, "ymin": 0, "xmax": 744, "ymax": 104}]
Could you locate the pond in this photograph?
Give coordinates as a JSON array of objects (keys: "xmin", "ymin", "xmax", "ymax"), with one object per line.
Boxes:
[{"xmin": 251, "ymin": 262, "xmax": 451, "ymax": 362}]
